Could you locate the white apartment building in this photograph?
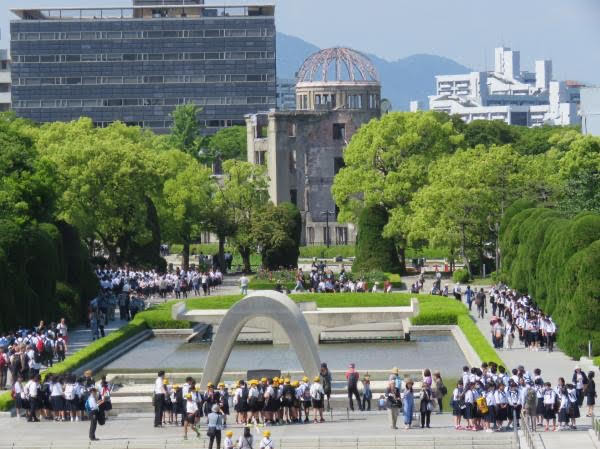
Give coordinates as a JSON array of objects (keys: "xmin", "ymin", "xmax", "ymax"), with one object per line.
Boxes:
[
  {"xmin": 421, "ymin": 47, "xmax": 581, "ymax": 127},
  {"xmin": 0, "ymin": 50, "xmax": 10, "ymax": 111},
  {"xmin": 581, "ymin": 87, "xmax": 600, "ymax": 136}
]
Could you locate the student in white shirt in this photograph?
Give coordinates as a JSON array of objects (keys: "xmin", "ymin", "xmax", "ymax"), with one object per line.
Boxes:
[
  {"xmin": 309, "ymin": 376, "xmax": 325, "ymax": 423},
  {"xmin": 26, "ymin": 374, "xmax": 40, "ymax": 422},
  {"xmin": 542, "ymin": 383, "xmax": 557, "ymax": 431},
  {"xmin": 154, "ymin": 370, "xmax": 167, "ymax": 428},
  {"xmin": 13, "ymin": 375, "xmax": 25, "ymax": 418},
  {"xmin": 50, "ymin": 376, "xmax": 65, "ymax": 421},
  {"xmin": 494, "ymin": 383, "xmax": 508, "ymax": 429},
  {"xmin": 86, "ymin": 387, "xmax": 104, "ymax": 441},
  {"xmin": 260, "ymin": 430, "xmax": 274, "ymax": 449},
  {"xmin": 183, "ymin": 394, "xmax": 200, "ymax": 440}
]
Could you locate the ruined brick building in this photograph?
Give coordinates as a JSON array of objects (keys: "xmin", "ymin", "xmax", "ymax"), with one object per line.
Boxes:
[{"xmin": 246, "ymin": 47, "xmax": 381, "ymax": 245}]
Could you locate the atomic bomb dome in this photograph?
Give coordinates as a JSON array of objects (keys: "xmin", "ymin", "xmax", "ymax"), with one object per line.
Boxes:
[
  {"xmin": 295, "ymin": 47, "xmax": 381, "ymax": 111},
  {"xmin": 296, "ymin": 47, "xmax": 380, "ymax": 84}
]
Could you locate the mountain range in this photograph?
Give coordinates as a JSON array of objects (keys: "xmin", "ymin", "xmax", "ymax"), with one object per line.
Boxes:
[{"xmin": 277, "ymin": 32, "xmax": 471, "ymax": 111}]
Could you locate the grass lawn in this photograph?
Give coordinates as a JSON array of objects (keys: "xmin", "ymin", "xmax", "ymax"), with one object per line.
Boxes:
[{"xmin": 469, "ymin": 277, "xmax": 496, "ymax": 286}]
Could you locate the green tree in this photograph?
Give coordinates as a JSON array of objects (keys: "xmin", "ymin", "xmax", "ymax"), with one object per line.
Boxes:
[
  {"xmin": 254, "ymin": 202, "xmax": 301, "ymax": 270},
  {"xmin": 169, "ymin": 104, "xmax": 207, "ymax": 158},
  {"xmin": 211, "ymin": 160, "xmax": 269, "ymax": 272},
  {"xmin": 161, "ymin": 157, "xmax": 215, "ymax": 270},
  {"xmin": 208, "ymin": 126, "xmax": 247, "ymax": 162},
  {"xmin": 408, "ymin": 145, "xmax": 533, "ymax": 275},
  {"xmin": 37, "ymin": 119, "xmax": 161, "ymax": 264},
  {"xmin": 332, "ymin": 111, "xmax": 464, "ymax": 271}
]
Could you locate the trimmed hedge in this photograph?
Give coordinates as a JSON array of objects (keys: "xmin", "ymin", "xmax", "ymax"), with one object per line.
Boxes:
[
  {"xmin": 353, "ymin": 205, "xmax": 401, "ymax": 273},
  {"xmin": 0, "ymin": 391, "xmax": 12, "ymax": 411},
  {"xmin": 411, "ymin": 295, "xmax": 505, "ymax": 367},
  {"xmin": 500, "ymin": 205, "xmax": 600, "ymax": 358}
]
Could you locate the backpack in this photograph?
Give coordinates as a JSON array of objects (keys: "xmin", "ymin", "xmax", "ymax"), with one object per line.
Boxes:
[
  {"xmin": 57, "ymin": 340, "xmax": 65, "ymax": 353},
  {"xmin": 494, "ymin": 326, "xmax": 503, "ymax": 339},
  {"xmin": 44, "ymin": 339, "xmax": 53, "ymax": 354},
  {"xmin": 0, "ymin": 354, "xmax": 6, "ymax": 369},
  {"xmin": 240, "ymin": 387, "xmax": 249, "ymax": 405},
  {"xmin": 36, "ymin": 339, "xmax": 43, "ymax": 353},
  {"xmin": 347, "ymin": 372, "xmax": 358, "ymax": 389},
  {"xmin": 85, "ymin": 397, "xmax": 92, "ymax": 413},
  {"xmin": 302, "ymin": 385, "xmax": 311, "ymax": 401},
  {"xmin": 33, "ymin": 350, "xmax": 42, "ymax": 364},
  {"xmin": 476, "ymin": 396, "xmax": 488, "ymax": 414},
  {"xmin": 441, "ymin": 385, "xmax": 448, "ymax": 396}
]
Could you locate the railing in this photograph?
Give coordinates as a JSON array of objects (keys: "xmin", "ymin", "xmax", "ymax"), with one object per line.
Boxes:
[{"xmin": 593, "ymin": 415, "xmax": 600, "ymax": 441}]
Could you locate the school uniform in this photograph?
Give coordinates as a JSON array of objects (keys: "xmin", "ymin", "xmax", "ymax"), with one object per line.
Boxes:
[
  {"xmin": 14, "ymin": 381, "xmax": 25, "ymax": 411},
  {"xmin": 557, "ymin": 392, "xmax": 569, "ymax": 423},
  {"xmin": 494, "ymin": 390, "xmax": 508, "ymax": 421},
  {"xmin": 587, "ymin": 379, "xmax": 596, "ymax": 406},
  {"xmin": 535, "ymin": 385, "xmax": 545, "ymax": 417},
  {"xmin": 485, "ymin": 391, "xmax": 496, "ymax": 424},
  {"xmin": 543, "ymin": 389, "xmax": 556, "ymax": 420},
  {"xmin": 463, "ymin": 389, "xmax": 475, "ymax": 420},
  {"xmin": 451, "ymin": 387, "xmax": 463, "ymax": 417},
  {"xmin": 567, "ymin": 388, "xmax": 580, "ymax": 418},
  {"xmin": 186, "ymin": 399, "xmax": 198, "ymax": 423},
  {"xmin": 50, "ymin": 382, "xmax": 65, "ymax": 413}
]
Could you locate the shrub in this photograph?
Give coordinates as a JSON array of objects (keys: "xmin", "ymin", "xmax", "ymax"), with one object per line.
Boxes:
[
  {"xmin": 452, "ymin": 269, "xmax": 470, "ymax": 283},
  {"xmin": 411, "ymin": 312, "xmax": 458, "ymax": 325},
  {"xmin": 353, "ymin": 205, "xmax": 401, "ymax": 274},
  {"xmin": 0, "ymin": 391, "xmax": 13, "ymax": 411}
]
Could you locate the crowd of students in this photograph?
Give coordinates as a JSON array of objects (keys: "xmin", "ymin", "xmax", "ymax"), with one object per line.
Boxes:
[
  {"xmin": 0, "ymin": 319, "xmax": 69, "ymax": 390},
  {"xmin": 96, "ymin": 266, "xmax": 224, "ymax": 301},
  {"xmin": 284, "ymin": 264, "xmax": 394, "ymax": 294},
  {"xmin": 448, "ymin": 362, "xmax": 596, "ymax": 432}
]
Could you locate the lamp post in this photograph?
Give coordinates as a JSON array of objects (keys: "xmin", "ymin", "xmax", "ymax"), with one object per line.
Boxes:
[{"xmin": 321, "ymin": 210, "xmax": 335, "ymax": 248}]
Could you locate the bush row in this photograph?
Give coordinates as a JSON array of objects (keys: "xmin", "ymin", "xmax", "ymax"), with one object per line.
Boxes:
[{"xmin": 499, "ymin": 200, "xmax": 600, "ymax": 358}]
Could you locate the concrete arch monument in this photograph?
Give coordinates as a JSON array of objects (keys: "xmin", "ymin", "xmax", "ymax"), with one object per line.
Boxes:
[{"xmin": 199, "ymin": 291, "xmax": 321, "ymax": 389}]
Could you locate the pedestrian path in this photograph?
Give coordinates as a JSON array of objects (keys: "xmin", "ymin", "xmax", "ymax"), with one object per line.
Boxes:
[{"xmin": 64, "ymin": 315, "xmax": 128, "ymax": 358}]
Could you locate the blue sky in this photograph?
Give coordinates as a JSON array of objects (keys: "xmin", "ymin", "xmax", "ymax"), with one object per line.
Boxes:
[{"xmin": 2, "ymin": 0, "xmax": 599, "ymax": 84}]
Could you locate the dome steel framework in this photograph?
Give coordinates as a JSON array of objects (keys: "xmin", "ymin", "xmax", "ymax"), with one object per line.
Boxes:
[{"xmin": 296, "ymin": 47, "xmax": 379, "ymax": 83}]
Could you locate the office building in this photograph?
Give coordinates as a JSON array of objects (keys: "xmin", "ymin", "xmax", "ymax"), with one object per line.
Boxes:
[
  {"xmin": 581, "ymin": 87, "xmax": 600, "ymax": 136},
  {"xmin": 246, "ymin": 48, "xmax": 381, "ymax": 246},
  {"xmin": 276, "ymin": 78, "xmax": 296, "ymax": 110},
  {"xmin": 10, "ymin": 1, "xmax": 276, "ymax": 133},
  {"xmin": 0, "ymin": 50, "xmax": 10, "ymax": 111},
  {"xmin": 419, "ymin": 47, "xmax": 582, "ymax": 127}
]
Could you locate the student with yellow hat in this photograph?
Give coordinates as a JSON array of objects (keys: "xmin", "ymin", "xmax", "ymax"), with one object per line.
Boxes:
[
  {"xmin": 310, "ymin": 376, "xmax": 325, "ymax": 423},
  {"xmin": 281, "ymin": 378, "xmax": 295, "ymax": 424},
  {"xmin": 217, "ymin": 382, "xmax": 229, "ymax": 426},
  {"xmin": 298, "ymin": 376, "xmax": 312, "ymax": 423},
  {"xmin": 224, "ymin": 430, "xmax": 234, "ymax": 449},
  {"xmin": 248, "ymin": 379, "xmax": 260, "ymax": 424},
  {"xmin": 260, "ymin": 430, "xmax": 274, "ymax": 449},
  {"xmin": 183, "ymin": 393, "xmax": 200, "ymax": 440}
]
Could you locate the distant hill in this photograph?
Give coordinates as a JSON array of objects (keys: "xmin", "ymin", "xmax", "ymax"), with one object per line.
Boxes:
[{"xmin": 276, "ymin": 32, "xmax": 471, "ymax": 111}]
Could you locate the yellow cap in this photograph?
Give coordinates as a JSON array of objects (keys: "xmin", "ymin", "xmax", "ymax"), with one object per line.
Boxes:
[
  {"xmin": 185, "ymin": 393, "xmax": 192, "ymax": 399},
  {"xmin": 218, "ymin": 382, "xmax": 225, "ymax": 388},
  {"xmin": 292, "ymin": 381, "xmax": 299, "ymax": 387},
  {"xmin": 302, "ymin": 376, "xmax": 309, "ymax": 382},
  {"xmin": 207, "ymin": 382, "xmax": 214, "ymax": 388},
  {"xmin": 313, "ymin": 376, "xmax": 320, "ymax": 382},
  {"xmin": 263, "ymin": 430, "xmax": 271, "ymax": 437},
  {"xmin": 173, "ymin": 384, "xmax": 180, "ymax": 389},
  {"xmin": 226, "ymin": 431, "xmax": 233, "ymax": 437},
  {"xmin": 163, "ymin": 379, "xmax": 169, "ymax": 385},
  {"xmin": 273, "ymin": 376, "xmax": 279, "ymax": 382},
  {"xmin": 284, "ymin": 378, "xmax": 290, "ymax": 384},
  {"xmin": 250, "ymin": 379, "xmax": 258, "ymax": 385},
  {"xmin": 261, "ymin": 377, "xmax": 267, "ymax": 382},
  {"xmin": 392, "ymin": 367, "xmax": 399, "ymax": 374}
]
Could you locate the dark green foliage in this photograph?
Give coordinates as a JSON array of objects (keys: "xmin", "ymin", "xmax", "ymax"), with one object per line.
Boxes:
[
  {"xmin": 258, "ymin": 202, "xmax": 302, "ymax": 270},
  {"xmin": 463, "ymin": 120, "xmax": 518, "ymax": 148},
  {"xmin": 121, "ymin": 197, "xmax": 166, "ymax": 271},
  {"xmin": 499, "ymin": 203, "xmax": 600, "ymax": 358},
  {"xmin": 353, "ymin": 205, "xmax": 401, "ymax": 273}
]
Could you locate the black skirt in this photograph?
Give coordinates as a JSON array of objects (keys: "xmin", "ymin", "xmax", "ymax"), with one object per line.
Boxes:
[
  {"xmin": 536, "ymin": 398, "xmax": 545, "ymax": 416},
  {"xmin": 587, "ymin": 394, "xmax": 596, "ymax": 406},
  {"xmin": 495, "ymin": 405, "xmax": 508, "ymax": 421},
  {"xmin": 543, "ymin": 404, "xmax": 555, "ymax": 420}
]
